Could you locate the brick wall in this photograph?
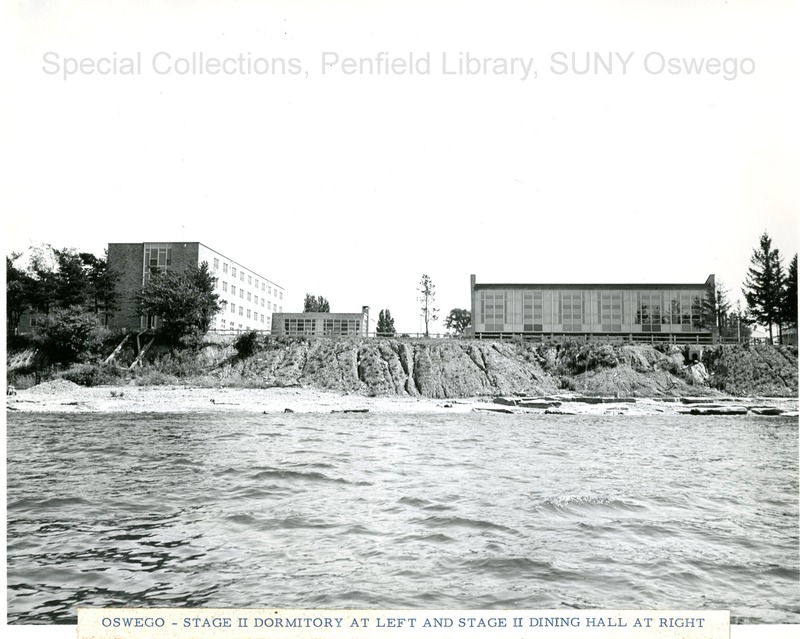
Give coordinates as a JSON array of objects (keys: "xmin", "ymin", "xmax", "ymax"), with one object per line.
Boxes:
[
  {"xmin": 107, "ymin": 242, "xmax": 202, "ymax": 331},
  {"xmin": 107, "ymin": 243, "xmax": 145, "ymax": 331}
]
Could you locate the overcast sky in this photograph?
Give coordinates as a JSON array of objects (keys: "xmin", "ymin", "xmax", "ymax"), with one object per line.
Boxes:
[{"xmin": 3, "ymin": 1, "xmax": 797, "ymax": 336}]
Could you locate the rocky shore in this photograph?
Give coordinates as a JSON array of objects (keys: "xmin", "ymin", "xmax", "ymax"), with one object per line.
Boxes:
[
  {"xmin": 7, "ymin": 339, "xmax": 799, "ymax": 417},
  {"xmin": 200, "ymin": 338, "xmax": 798, "ymax": 399},
  {"xmin": 7, "ymin": 379, "xmax": 798, "ymax": 417}
]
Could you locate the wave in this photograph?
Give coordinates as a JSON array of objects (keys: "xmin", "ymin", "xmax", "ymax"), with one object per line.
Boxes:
[
  {"xmin": 398, "ymin": 496, "xmax": 431, "ymax": 508},
  {"xmin": 465, "ymin": 555, "xmax": 555, "ymax": 575},
  {"xmin": 226, "ymin": 514, "xmax": 338, "ymax": 531},
  {"xmin": 251, "ymin": 467, "xmax": 370, "ymax": 485},
  {"xmin": 531, "ymin": 494, "xmax": 645, "ymax": 513},
  {"xmin": 8, "ymin": 496, "xmax": 92, "ymax": 512},
  {"xmin": 408, "ymin": 514, "xmax": 519, "ymax": 535},
  {"xmin": 7, "ymin": 411, "xmax": 799, "ymax": 624},
  {"xmin": 396, "ymin": 532, "xmax": 455, "ymax": 544}
]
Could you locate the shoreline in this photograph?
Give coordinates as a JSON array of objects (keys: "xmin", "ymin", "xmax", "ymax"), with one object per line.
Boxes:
[{"xmin": 7, "ymin": 381, "xmax": 799, "ymax": 417}]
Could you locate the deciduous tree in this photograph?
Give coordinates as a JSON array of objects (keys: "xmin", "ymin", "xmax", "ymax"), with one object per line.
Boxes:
[
  {"xmin": 26, "ymin": 243, "xmax": 60, "ymax": 316},
  {"xmin": 135, "ymin": 261, "xmax": 221, "ymax": 346},
  {"xmin": 444, "ymin": 308, "xmax": 472, "ymax": 335}
]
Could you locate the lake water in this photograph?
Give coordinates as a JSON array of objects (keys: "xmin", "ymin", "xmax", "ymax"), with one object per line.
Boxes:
[{"xmin": 6, "ymin": 412, "xmax": 799, "ymax": 625}]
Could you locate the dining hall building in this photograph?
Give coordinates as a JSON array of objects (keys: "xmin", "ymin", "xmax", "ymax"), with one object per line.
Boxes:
[{"xmin": 470, "ymin": 274, "xmax": 716, "ymax": 341}]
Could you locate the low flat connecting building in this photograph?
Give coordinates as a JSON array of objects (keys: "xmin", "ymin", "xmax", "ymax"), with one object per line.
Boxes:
[
  {"xmin": 272, "ymin": 307, "xmax": 370, "ymax": 337},
  {"xmin": 108, "ymin": 242, "xmax": 284, "ymax": 332},
  {"xmin": 470, "ymin": 274, "xmax": 715, "ymax": 342}
]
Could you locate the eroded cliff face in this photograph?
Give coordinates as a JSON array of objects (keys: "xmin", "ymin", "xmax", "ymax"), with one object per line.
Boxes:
[
  {"xmin": 702, "ymin": 344, "xmax": 799, "ymax": 397},
  {"xmin": 211, "ymin": 338, "xmax": 798, "ymax": 398},
  {"xmin": 220, "ymin": 338, "xmax": 561, "ymax": 398},
  {"xmin": 8, "ymin": 337, "xmax": 797, "ymax": 398}
]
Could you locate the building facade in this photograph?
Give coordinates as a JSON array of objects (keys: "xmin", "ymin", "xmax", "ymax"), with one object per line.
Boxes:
[
  {"xmin": 470, "ymin": 274, "xmax": 715, "ymax": 340},
  {"xmin": 271, "ymin": 307, "xmax": 370, "ymax": 337},
  {"xmin": 107, "ymin": 242, "xmax": 284, "ymax": 332}
]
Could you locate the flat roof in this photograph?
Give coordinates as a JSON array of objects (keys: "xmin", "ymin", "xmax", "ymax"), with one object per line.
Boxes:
[
  {"xmin": 109, "ymin": 241, "xmax": 283, "ymax": 289},
  {"xmin": 472, "ymin": 274, "xmax": 714, "ymax": 290},
  {"xmin": 473, "ymin": 283, "xmax": 710, "ymax": 290},
  {"xmin": 273, "ymin": 312, "xmax": 366, "ymax": 318}
]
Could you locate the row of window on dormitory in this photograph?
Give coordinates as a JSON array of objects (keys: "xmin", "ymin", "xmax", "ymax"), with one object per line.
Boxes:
[
  {"xmin": 218, "ymin": 283, "xmax": 281, "ymax": 310},
  {"xmin": 210, "ymin": 258, "xmax": 282, "ymax": 331},
  {"xmin": 140, "ymin": 246, "xmax": 284, "ymax": 332},
  {"xmin": 211, "ymin": 257, "xmax": 283, "ymax": 301},
  {"xmin": 477, "ymin": 289, "xmax": 707, "ymax": 333}
]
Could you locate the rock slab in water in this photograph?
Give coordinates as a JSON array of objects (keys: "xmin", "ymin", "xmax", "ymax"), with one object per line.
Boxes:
[
  {"xmin": 749, "ymin": 407, "xmax": 785, "ymax": 416},
  {"xmin": 686, "ymin": 405, "xmax": 749, "ymax": 416}
]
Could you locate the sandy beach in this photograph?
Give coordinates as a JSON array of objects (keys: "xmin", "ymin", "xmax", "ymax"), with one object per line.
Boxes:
[{"xmin": 6, "ymin": 380, "xmax": 799, "ymax": 417}]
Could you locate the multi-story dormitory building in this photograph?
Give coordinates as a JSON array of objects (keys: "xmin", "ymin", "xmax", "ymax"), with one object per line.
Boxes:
[
  {"xmin": 107, "ymin": 242, "xmax": 284, "ymax": 332},
  {"xmin": 470, "ymin": 274, "xmax": 715, "ymax": 341}
]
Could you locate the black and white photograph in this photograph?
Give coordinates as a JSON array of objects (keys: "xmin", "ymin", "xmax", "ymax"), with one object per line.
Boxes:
[{"xmin": 3, "ymin": 2, "xmax": 798, "ymax": 638}]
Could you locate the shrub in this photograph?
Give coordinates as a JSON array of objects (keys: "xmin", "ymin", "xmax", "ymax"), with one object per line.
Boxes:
[
  {"xmin": 39, "ymin": 307, "xmax": 104, "ymax": 365},
  {"xmin": 234, "ymin": 330, "xmax": 261, "ymax": 359},
  {"xmin": 559, "ymin": 342, "xmax": 619, "ymax": 375},
  {"xmin": 61, "ymin": 363, "xmax": 125, "ymax": 387},
  {"xmin": 559, "ymin": 376, "xmax": 578, "ymax": 391}
]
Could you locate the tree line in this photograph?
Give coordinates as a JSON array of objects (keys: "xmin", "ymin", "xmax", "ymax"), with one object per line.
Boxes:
[
  {"xmin": 7, "ymin": 245, "xmax": 120, "ymax": 336},
  {"xmin": 6, "ymin": 246, "xmax": 121, "ymax": 363},
  {"xmin": 6, "ymin": 244, "xmax": 223, "ymax": 363},
  {"xmin": 7, "ymin": 232, "xmax": 796, "ymax": 362}
]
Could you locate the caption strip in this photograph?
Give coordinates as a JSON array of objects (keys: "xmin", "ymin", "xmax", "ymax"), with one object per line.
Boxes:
[{"xmin": 77, "ymin": 608, "xmax": 729, "ymax": 639}]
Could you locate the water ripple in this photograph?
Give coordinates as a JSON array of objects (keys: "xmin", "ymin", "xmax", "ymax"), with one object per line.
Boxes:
[{"xmin": 6, "ymin": 412, "xmax": 799, "ymax": 624}]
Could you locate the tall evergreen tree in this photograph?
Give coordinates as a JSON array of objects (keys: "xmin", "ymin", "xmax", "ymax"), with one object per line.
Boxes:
[
  {"xmin": 783, "ymin": 253, "xmax": 798, "ymax": 334},
  {"xmin": 376, "ymin": 309, "xmax": 396, "ymax": 336},
  {"xmin": 6, "ymin": 254, "xmax": 34, "ymax": 336},
  {"xmin": 742, "ymin": 232, "xmax": 785, "ymax": 344},
  {"xmin": 53, "ymin": 248, "xmax": 92, "ymax": 309},
  {"xmin": 417, "ymin": 274, "xmax": 439, "ymax": 338},
  {"xmin": 80, "ymin": 250, "xmax": 120, "ymax": 324},
  {"xmin": 701, "ymin": 280, "xmax": 731, "ymax": 331}
]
